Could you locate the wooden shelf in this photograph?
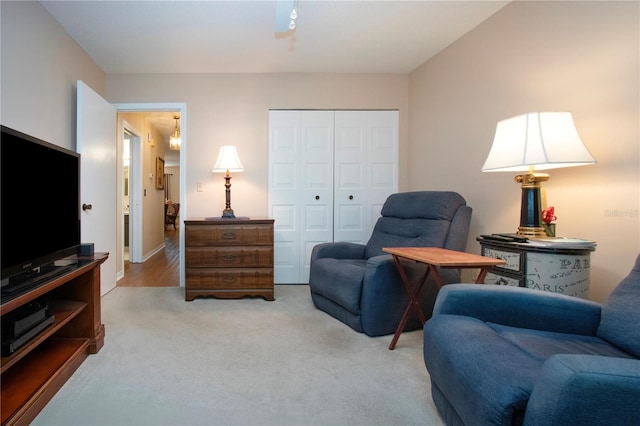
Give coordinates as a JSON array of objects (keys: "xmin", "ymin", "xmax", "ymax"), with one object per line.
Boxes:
[
  {"xmin": 1, "ymin": 299, "xmax": 87, "ymax": 374},
  {"xmin": 1, "ymin": 338, "xmax": 89, "ymax": 425},
  {"xmin": 0, "ymin": 254, "xmax": 107, "ymax": 426}
]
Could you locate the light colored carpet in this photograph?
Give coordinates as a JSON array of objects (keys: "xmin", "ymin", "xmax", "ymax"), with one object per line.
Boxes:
[{"xmin": 33, "ymin": 285, "xmax": 444, "ymax": 426}]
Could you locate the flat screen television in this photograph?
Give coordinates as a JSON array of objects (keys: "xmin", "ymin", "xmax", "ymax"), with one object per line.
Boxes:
[{"xmin": 1, "ymin": 125, "xmax": 81, "ymax": 293}]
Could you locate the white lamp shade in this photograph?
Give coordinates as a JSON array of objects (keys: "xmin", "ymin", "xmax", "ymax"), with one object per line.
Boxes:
[
  {"xmin": 481, "ymin": 112, "xmax": 596, "ymax": 172},
  {"xmin": 212, "ymin": 145, "xmax": 244, "ymax": 172}
]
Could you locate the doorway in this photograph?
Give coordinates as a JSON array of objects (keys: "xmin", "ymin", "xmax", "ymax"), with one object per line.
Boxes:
[{"xmin": 114, "ymin": 103, "xmax": 187, "ymax": 287}]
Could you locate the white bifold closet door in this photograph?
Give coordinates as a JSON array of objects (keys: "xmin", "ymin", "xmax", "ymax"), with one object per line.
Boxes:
[{"xmin": 268, "ymin": 110, "xmax": 398, "ymax": 284}]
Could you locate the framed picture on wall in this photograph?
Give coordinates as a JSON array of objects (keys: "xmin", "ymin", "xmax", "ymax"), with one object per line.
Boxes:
[{"xmin": 156, "ymin": 157, "xmax": 165, "ymax": 190}]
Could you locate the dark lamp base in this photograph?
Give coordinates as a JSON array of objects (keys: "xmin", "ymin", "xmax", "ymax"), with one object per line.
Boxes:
[
  {"xmin": 515, "ymin": 171, "xmax": 549, "ymax": 239},
  {"xmin": 222, "ymin": 208, "xmax": 236, "ymax": 218}
]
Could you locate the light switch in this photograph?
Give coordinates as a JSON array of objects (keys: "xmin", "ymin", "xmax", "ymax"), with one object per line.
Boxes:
[{"xmin": 197, "ymin": 182, "xmax": 203, "ymax": 192}]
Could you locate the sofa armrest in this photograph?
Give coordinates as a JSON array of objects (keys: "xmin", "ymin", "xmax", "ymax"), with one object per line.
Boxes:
[
  {"xmin": 433, "ymin": 284, "xmax": 602, "ymax": 335},
  {"xmin": 310, "ymin": 242, "xmax": 366, "ymax": 263},
  {"xmin": 524, "ymin": 355, "xmax": 640, "ymax": 426}
]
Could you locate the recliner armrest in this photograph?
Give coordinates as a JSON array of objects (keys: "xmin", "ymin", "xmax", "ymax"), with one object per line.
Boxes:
[
  {"xmin": 310, "ymin": 242, "xmax": 366, "ymax": 262},
  {"xmin": 524, "ymin": 354, "xmax": 640, "ymax": 426},
  {"xmin": 433, "ymin": 284, "xmax": 602, "ymax": 335}
]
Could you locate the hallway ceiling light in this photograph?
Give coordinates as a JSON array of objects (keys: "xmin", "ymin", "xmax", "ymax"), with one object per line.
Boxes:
[{"xmin": 169, "ymin": 116, "xmax": 181, "ymax": 151}]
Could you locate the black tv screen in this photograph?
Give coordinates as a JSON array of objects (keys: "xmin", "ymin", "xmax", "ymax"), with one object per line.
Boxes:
[{"xmin": 1, "ymin": 125, "xmax": 81, "ymax": 284}]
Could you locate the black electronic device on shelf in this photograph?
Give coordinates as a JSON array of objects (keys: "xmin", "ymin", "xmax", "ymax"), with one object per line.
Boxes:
[{"xmin": 1, "ymin": 300, "xmax": 54, "ymax": 356}]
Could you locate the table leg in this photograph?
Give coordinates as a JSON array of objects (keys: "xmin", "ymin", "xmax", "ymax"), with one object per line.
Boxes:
[
  {"xmin": 388, "ymin": 256, "xmax": 432, "ymax": 350},
  {"xmin": 476, "ymin": 267, "xmax": 491, "ymax": 284}
]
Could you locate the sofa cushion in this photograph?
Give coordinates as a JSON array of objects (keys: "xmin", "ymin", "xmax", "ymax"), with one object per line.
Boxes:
[
  {"xmin": 424, "ymin": 314, "xmax": 636, "ymax": 426},
  {"xmin": 308, "ymin": 258, "xmax": 366, "ymax": 315},
  {"xmin": 424, "ymin": 315, "xmax": 539, "ymax": 425},
  {"xmin": 364, "ymin": 191, "xmax": 467, "ymax": 258},
  {"xmin": 488, "ymin": 323, "xmax": 634, "ymax": 360},
  {"xmin": 365, "ymin": 218, "xmax": 449, "ymax": 258},
  {"xmin": 597, "ymin": 254, "xmax": 640, "ymax": 358},
  {"xmin": 381, "ymin": 191, "xmax": 467, "ymax": 219}
]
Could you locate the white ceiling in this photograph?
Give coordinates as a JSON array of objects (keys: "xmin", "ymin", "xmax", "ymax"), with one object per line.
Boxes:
[{"xmin": 41, "ymin": 0, "xmax": 509, "ymax": 163}]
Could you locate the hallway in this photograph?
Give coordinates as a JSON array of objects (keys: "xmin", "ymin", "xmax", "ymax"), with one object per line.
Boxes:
[{"xmin": 118, "ymin": 229, "xmax": 180, "ymax": 287}]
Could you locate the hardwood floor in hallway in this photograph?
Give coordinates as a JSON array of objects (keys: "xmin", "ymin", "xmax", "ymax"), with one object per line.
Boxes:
[{"xmin": 118, "ymin": 229, "xmax": 180, "ymax": 287}]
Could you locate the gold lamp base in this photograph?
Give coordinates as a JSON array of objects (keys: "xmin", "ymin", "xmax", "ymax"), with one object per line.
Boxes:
[
  {"xmin": 517, "ymin": 226, "xmax": 548, "ymax": 238},
  {"xmin": 515, "ymin": 171, "xmax": 549, "ymax": 238}
]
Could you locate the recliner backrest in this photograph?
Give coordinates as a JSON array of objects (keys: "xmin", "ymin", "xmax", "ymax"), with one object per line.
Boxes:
[
  {"xmin": 597, "ymin": 254, "xmax": 640, "ymax": 358},
  {"xmin": 364, "ymin": 191, "xmax": 471, "ymax": 258}
]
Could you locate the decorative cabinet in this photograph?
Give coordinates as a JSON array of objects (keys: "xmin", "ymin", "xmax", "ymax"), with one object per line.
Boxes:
[
  {"xmin": 184, "ymin": 218, "xmax": 275, "ymax": 301},
  {"xmin": 478, "ymin": 238, "xmax": 596, "ymax": 298}
]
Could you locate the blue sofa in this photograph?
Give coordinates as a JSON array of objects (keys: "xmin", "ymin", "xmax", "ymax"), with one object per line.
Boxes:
[
  {"xmin": 423, "ymin": 254, "xmax": 640, "ymax": 426},
  {"xmin": 309, "ymin": 191, "xmax": 472, "ymax": 337}
]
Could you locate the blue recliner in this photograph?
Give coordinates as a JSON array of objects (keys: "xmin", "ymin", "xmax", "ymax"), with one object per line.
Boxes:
[
  {"xmin": 309, "ymin": 191, "xmax": 472, "ymax": 337},
  {"xmin": 423, "ymin": 254, "xmax": 640, "ymax": 426}
]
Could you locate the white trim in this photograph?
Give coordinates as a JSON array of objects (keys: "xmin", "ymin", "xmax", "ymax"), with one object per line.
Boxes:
[{"xmin": 121, "ymin": 120, "xmax": 144, "ymax": 264}]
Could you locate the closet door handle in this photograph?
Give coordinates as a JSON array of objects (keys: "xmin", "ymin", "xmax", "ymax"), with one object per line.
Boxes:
[{"xmin": 315, "ymin": 195, "xmax": 320, "ymax": 200}]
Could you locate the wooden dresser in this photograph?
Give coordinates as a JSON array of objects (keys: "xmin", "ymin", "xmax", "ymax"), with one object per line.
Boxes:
[{"xmin": 184, "ymin": 218, "xmax": 275, "ymax": 301}]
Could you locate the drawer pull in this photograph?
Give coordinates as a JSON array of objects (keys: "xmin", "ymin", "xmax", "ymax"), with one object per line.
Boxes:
[
  {"xmin": 222, "ymin": 255, "xmax": 237, "ymax": 263},
  {"xmin": 222, "ymin": 232, "xmax": 238, "ymax": 240},
  {"xmin": 221, "ymin": 276, "xmax": 236, "ymax": 283}
]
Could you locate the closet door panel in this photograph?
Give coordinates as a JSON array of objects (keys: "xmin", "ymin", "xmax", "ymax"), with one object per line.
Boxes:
[
  {"xmin": 334, "ymin": 111, "xmax": 367, "ymax": 243},
  {"xmin": 299, "ymin": 112, "xmax": 334, "ymax": 281},
  {"xmin": 269, "ymin": 111, "xmax": 300, "ymax": 283},
  {"xmin": 366, "ymin": 111, "xmax": 399, "ymax": 234},
  {"xmin": 333, "ymin": 111, "xmax": 398, "ymax": 244},
  {"xmin": 269, "ymin": 110, "xmax": 334, "ymax": 283}
]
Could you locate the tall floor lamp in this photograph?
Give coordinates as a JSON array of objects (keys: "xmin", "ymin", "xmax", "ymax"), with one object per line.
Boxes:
[
  {"xmin": 212, "ymin": 145, "xmax": 244, "ymax": 218},
  {"xmin": 482, "ymin": 112, "xmax": 596, "ymax": 237}
]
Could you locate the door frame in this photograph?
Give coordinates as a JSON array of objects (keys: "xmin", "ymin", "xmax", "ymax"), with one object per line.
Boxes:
[
  {"xmin": 121, "ymin": 121, "xmax": 143, "ymax": 266},
  {"xmin": 113, "ymin": 102, "xmax": 187, "ymax": 287}
]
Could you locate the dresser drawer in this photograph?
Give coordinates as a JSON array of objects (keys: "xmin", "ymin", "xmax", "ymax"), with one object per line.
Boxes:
[
  {"xmin": 186, "ymin": 268, "xmax": 273, "ymax": 289},
  {"xmin": 185, "ymin": 246, "xmax": 273, "ymax": 268},
  {"xmin": 185, "ymin": 224, "xmax": 273, "ymax": 246},
  {"xmin": 184, "ymin": 218, "xmax": 275, "ymax": 301},
  {"xmin": 481, "ymin": 246, "xmax": 524, "ymax": 273},
  {"xmin": 484, "ymin": 270, "xmax": 524, "ymax": 287}
]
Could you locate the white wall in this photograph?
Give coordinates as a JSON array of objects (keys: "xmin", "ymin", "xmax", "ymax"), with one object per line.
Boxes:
[
  {"xmin": 105, "ymin": 74, "xmax": 411, "ymax": 222},
  {"xmin": 408, "ymin": 1, "xmax": 639, "ymax": 301},
  {"xmin": 0, "ymin": 1, "xmax": 105, "ymax": 149}
]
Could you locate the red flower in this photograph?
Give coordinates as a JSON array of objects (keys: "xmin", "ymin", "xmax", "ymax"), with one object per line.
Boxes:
[{"xmin": 542, "ymin": 206, "xmax": 557, "ymax": 224}]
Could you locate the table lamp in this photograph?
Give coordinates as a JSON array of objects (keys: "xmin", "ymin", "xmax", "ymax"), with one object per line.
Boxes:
[
  {"xmin": 481, "ymin": 112, "xmax": 596, "ymax": 237},
  {"xmin": 212, "ymin": 145, "xmax": 244, "ymax": 218}
]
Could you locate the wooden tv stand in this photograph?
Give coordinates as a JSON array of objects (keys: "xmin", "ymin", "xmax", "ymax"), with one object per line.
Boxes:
[{"xmin": 0, "ymin": 254, "xmax": 107, "ymax": 426}]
